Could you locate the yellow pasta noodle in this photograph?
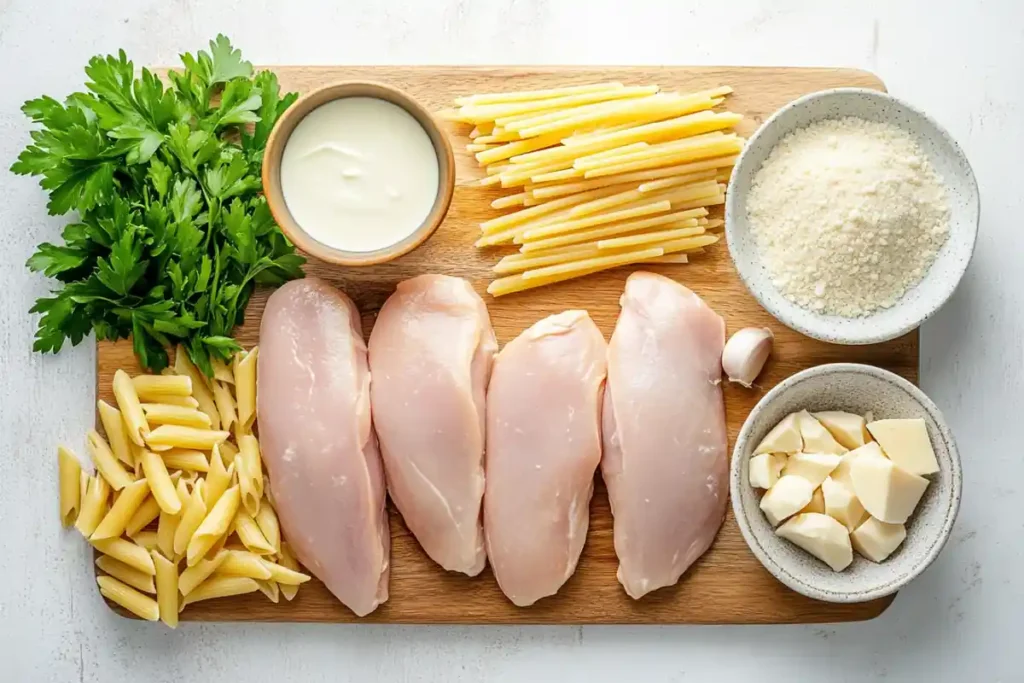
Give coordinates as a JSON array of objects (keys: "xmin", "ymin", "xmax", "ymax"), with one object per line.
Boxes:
[
  {"xmin": 58, "ymin": 446, "xmax": 82, "ymax": 527},
  {"xmin": 86, "ymin": 429, "xmax": 133, "ymax": 491},
  {"xmin": 181, "ymin": 576, "xmax": 259, "ymax": 608},
  {"xmin": 178, "ymin": 549, "xmax": 228, "ymax": 596},
  {"xmin": 151, "ymin": 551, "xmax": 179, "ymax": 628},
  {"xmin": 125, "ymin": 495, "xmax": 161, "ymax": 537},
  {"xmin": 91, "ymin": 478, "xmax": 150, "ymax": 541},
  {"xmin": 97, "ymin": 400, "xmax": 133, "ymax": 467},
  {"xmin": 255, "ymin": 500, "xmax": 281, "ymax": 555},
  {"xmin": 187, "ymin": 485, "xmax": 240, "ymax": 566},
  {"xmin": 96, "ymin": 555, "xmax": 156, "ymax": 594},
  {"xmin": 173, "ymin": 480, "xmax": 208, "ymax": 558},
  {"xmin": 233, "ymin": 509, "xmax": 275, "ymax": 556},
  {"xmin": 146, "ymin": 425, "xmax": 230, "ymax": 451},
  {"xmin": 217, "ymin": 549, "xmax": 273, "ymax": 580},
  {"xmin": 140, "ymin": 394, "xmax": 200, "ymax": 409},
  {"xmin": 92, "ymin": 537, "xmax": 156, "ymax": 576},
  {"xmin": 233, "ymin": 349, "xmax": 258, "ymax": 433},
  {"xmin": 212, "ymin": 381, "xmax": 237, "ymax": 432},
  {"xmin": 75, "ymin": 474, "xmax": 111, "ymax": 537},
  {"xmin": 160, "ymin": 449, "xmax": 209, "ymax": 473},
  {"xmin": 236, "ymin": 435, "xmax": 264, "ymax": 515},
  {"xmin": 256, "ymin": 579, "xmax": 280, "ymax": 603},
  {"xmin": 174, "ymin": 345, "xmax": 221, "ymax": 430},
  {"xmin": 97, "ymin": 575, "xmax": 159, "ymax": 621},
  {"xmin": 140, "ymin": 450, "xmax": 181, "ymax": 514},
  {"xmin": 259, "ymin": 557, "xmax": 312, "ymax": 586},
  {"xmin": 156, "ymin": 479, "xmax": 189, "ymax": 559},
  {"xmin": 204, "ymin": 446, "xmax": 234, "ymax": 510},
  {"xmin": 277, "ymin": 543, "xmax": 302, "ymax": 601},
  {"xmin": 131, "ymin": 529, "xmax": 159, "ymax": 551},
  {"xmin": 211, "ymin": 357, "xmax": 235, "ymax": 384},
  {"xmin": 112, "ymin": 369, "xmax": 149, "ymax": 446},
  {"xmin": 141, "ymin": 403, "xmax": 213, "ymax": 429},
  {"xmin": 132, "ymin": 374, "xmax": 192, "ymax": 400}
]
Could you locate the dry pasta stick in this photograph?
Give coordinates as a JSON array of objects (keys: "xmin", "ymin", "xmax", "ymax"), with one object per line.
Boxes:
[
  {"xmin": 530, "ymin": 157, "xmax": 736, "ymax": 199},
  {"xmin": 491, "ymin": 192, "xmax": 527, "ymax": 210},
  {"xmin": 160, "ymin": 449, "xmax": 209, "ymax": 473},
  {"xmin": 517, "ymin": 222, "xmax": 703, "ymax": 261},
  {"xmin": 574, "ymin": 131, "xmax": 736, "ymax": 171},
  {"xmin": 652, "ymin": 233, "xmax": 722, "ymax": 256},
  {"xmin": 87, "ymin": 429, "xmax": 134, "ymax": 491},
  {"xmin": 584, "ymin": 139, "xmax": 744, "ymax": 178},
  {"xmin": 204, "ymin": 446, "xmax": 235, "ymax": 510},
  {"xmin": 113, "ymin": 370, "xmax": 150, "ymax": 447},
  {"xmin": 132, "ymin": 374, "xmax": 192, "ymax": 400},
  {"xmin": 157, "ymin": 479, "xmax": 188, "ymax": 559},
  {"xmin": 179, "ymin": 549, "xmax": 228, "ymax": 596},
  {"xmin": 644, "ymin": 254, "xmax": 690, "ymax": 264},
  {"xmin": 92, "ymin": 537, "xmax": 157, "ymax": 575},
  {"xmin": 277, "ymin": 544, "xmax": 302, "ymax": 601},
  {"xmin": 256, "ymin": 580, "xmax": 280, "ymax": 603},
  {"xmin": 97, "ymin": 575, "xmax": 159, "ymax": 621},
  {"xmin": 597, "ymin": 226, "xmax": 709, "ymax": 250},
  {"xmin": 97, "ymin": 400, "xmax": 133, "ymax": 467},
  {"xmin": 470, "ymin": 86, "xmax": 658, "ymax": 125},
  {"xmin": 96, "ymin": 555, "xmax": 156, "ymax": 594},
  {"xmin": 236, "ymin": 435, "xmax": 264, "ymax": 514},
  {"xmin": 475, "ymin": 133, "xmax": 563, "ymax": 165},
  {"xmin": 141, "ymin": 450, "xmax": 182, "ymax": 514},
  {"xmin": 58, "ymin": 446, "xmax": 82, "ymax": 527},
  {"xmin": 233, "ymin": 349, "xmax": 258, "ymax": 433},
  {"xmin": 187, "ymin": 485, "xmax": 240, "ymax": 566},
  {"xmin": 465, "ymin": 143, "xmax": 497, "ymax": 153},
  {"xmin": 141, "ymin": 404, "xmax": 212, "ymax": 429},
  {"xmin": 211, "ymin": 381, "xmax": 238, "ymax": 433},
  {"xmin": 521, "ymin": 247, "xmax": 664, "ymax": 280},
  {"xmin": 151, "ymin": 551, "xmax": 179, "ymax": 628},
  {"xmin": 210, "ymin": 357, "xmax": 234, "ymax": 384},
  {"xmin": 519, "ymin": 199, "xmax": 672, "ymax": 242},
  {"xmin": 498, "ymin": 160, "xmax": 576, "ymax": 188},
  {"xmin": 233, "ymin": 510, "xmax": 275, "ymax": 555},
  {"xmin": 125, "ymin": 495, "xmax": 161, "ymax": 537},
  {"xmin": 131, "ymin": 530, "xmax": 159, "ymax": 551},
  {"xmin": 254, "ymin": 500, "xmax": 281, "ymax": 555},
  {"xmin": 259, "ymin": 558, "xmax": 312, "ymax": 586},
  {"xmin": 77, "ymin": 474, "xmax": 113, "ymax": 536},
  {"xmin": 518, "ymin": 212, "xmax": 704, "ymax": 254},
  {"xmin": 488, "ymin": 266, "xmax": 607, "ymax": 297},
  {"xmin": 480, "ymin": 184, "xmax": 630, "ymax": 235},
  {"xmin": 217, "ymin": 550, "xmax": 273, "ymax": 580},
  {"xmin": 516, "ymin": 92, "xmax": 717, "ymax": 138},
  {"xmin": 146, "ymin": 425, "xmax": 230, "ymax": 451},
  {"xmin": 181, "ymin": 576, "xmax": 259, "ymax": 608},
  {"xmin": 173, "ymin": 480, "xmax": 208, "ymax": 557},
  {"xmin": 454, "ymin": 82, "xmax": 624, "ymax": 107},
  {"xmin": 91, "ymin": 478, "xmax": 150, "ymax": 540},
  {"xmin": 174, "ymin": 345, "xmax": 221, "ymax": 430},
  {"xmin": 502, "ymin": 94, "xmax": 661, "ymax": 132}
]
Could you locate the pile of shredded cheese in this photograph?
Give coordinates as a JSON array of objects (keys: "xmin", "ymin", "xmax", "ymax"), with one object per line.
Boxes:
[{"xmin": 746, "ymin": 117, "xmax": 950, "ymax": 317}]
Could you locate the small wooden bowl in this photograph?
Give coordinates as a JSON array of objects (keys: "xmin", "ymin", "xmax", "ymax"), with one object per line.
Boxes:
[{"xmin": 262, "ymin": 81, "xmax": 456, "ymax": 266}]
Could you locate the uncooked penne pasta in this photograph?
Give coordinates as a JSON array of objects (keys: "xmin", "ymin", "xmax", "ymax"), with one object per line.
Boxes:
[
  {"xmin": 86, "ymin": 430, "xmax": 133, "ymax": 491},
  {"xmin": 254, "ymin": 500, "xmax": 281, "ymax": 555},
  {"xmin": 235, "ymin": 436, "xmax": 263, "ymax": 515},
  {"xmin": 156, "ymin": 479, "xmax": 189, "ymax": 559},
  {"xmin": 140, "ymin": 394, "xmax": 200, "ymax": 409},
  {"xmin": 211, "ymin": 357, "xmax": 234, "ymax": 384},
  {"xmin": 233, "ymin": 510, "xmax": 275, "ymax": 556},
  {"xmin": 178, "ymin": 549, "xmax": 228, "ymax": 596},
  {"xmin": 174, "ymin": 480, "xmax": 208, "ymax": 558},
  {"xmin": 141, "ymin": 403, "xmax": 212, "ymax": 429},
  {"xmin": 125, "ymin": 496, "xmax": 161, "ymax": 537},
  {"xmin": 277, "ymin": 544, "xmax": 302, "ymax": 601},
  {"xmin": 232, "ymin": 348, "xmax": 258, "ymax": 433},
  {"xmin": 97, "ymin": 575, "xmax": 159, "ymax": 621},
  {"xmin": 133, "ymin": 374, "xmax": 192, "ymax": 400},
  {"xmin": 58, "ymin": 446, "xmax": 82, "ymax": 527},
  {"xmin": 160, "ymin": 449, "xmax": 209, "ymax": 473},
  {"xmin": 151, "ymin": 551, "xmax": 179, "ymax": 628},
  {"xmin": 260, "ymin": 557, "xmax": 312, "ymax": 586},
  {"xmin": 181, "ymin": 575, "xmax": 259, "ymax": 608},
  {"xmin": 212, "ymin": 381, "xmax": 237, "ymax": 432},
  {"xmin": 256, "ymin": 579, "xmax": 280, "ymax": 603},
  {"xmin": 92, "ymin": 537, "xmax": 156, "ymax": 576},
  {"xmin": 131, "ymin": 529, "xmax": 159, "ymax": 551},
  {"xmin": 217, "ymin": 440, "xmax": 238, "ymax": 463},
  {"xmin": 145, "ymin": 425, "xmax": 229, "ymax": 451},
  {"xmin": 113, "ymin": 369, "xmax": 149, "ymax": 447},
  {"xmin": 75, "ymin": 474, "xmax": 111, "ymax": 537},
  {"xmin": 141, "ymin": 450, "xmax": 181, "ymax": 515},
  {"xmin": 203, "ymin": 446, "xmax": 234, "ymax": 510},
  {"xmin": 174, "ymin": 345, "xmax": 221, "ymax": 431},
  {"xmin": 97, "ymin": 400, "xmax": 133, "ymax": 467},
  {"xmin": 187, "ymin": 485, "xmax": 240, "ymax": 566},
  {"xmin": 217, "ymin": 549, "xmax": 273, "ymax": 580},
  {"xmin": 96, "ymin": 555, "xmax": 156, "ymax": 594},
  {"xmin": 91, "ymin": 478, "xmax": 150, "ymax": 541}
]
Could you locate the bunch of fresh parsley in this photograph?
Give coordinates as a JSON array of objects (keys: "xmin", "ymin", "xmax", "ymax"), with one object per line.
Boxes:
[{"xmin": 12, "ymin": 35, "xmax": 305, "ymax": 375}]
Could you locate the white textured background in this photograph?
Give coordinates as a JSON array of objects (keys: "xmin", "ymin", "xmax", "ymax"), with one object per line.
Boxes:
[{"xmin": 1, "ymin": 1, "xmax": 1019, "ymax": 681}]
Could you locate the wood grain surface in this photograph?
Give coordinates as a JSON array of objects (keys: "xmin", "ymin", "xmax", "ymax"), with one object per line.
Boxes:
[{"xmin": 97, "ymin": 66, "xmax": 914, "ymax": 624}]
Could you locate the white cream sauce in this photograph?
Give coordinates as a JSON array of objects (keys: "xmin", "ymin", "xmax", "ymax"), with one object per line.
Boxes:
[{"xmin": 280, "ymin": 97, "xmax": 439, "ymax": 252}]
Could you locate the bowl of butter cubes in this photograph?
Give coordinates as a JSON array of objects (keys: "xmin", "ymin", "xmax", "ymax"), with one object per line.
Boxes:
[{"xmin": 730, "ymin": 362, "xmax": 962, "ymax": 603}]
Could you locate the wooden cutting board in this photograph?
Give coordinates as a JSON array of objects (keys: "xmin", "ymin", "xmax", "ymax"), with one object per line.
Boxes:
[{"xmin": 97, "ymin": 66, "xmax": 914, "ymax": 624}]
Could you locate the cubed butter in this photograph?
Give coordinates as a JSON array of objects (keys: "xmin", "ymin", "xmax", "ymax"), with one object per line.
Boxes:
[
  {"xmin": 759, "ymin": 475, "xmax": 815, "ymax": 526},
  {"xmin": 821, "ymin": 475, "xmax": 867, "ymax": 532},
  {"xmin": 850, "ymin": 448, "xmax": 930, "ymax": 524},
  {"xmin": 749, "ymin": 453, "xmax": 787, "ymax": 489},
  {"xmin": 796, "ymin": 410, "xmax": 848, "ymax": 455},
  {"xmin": 866, "ymin": 418, "xmax": 940, "ymax": 476},
  {"xmin": 782, "ymin": 452, "xmax": 842, "ymax": 487},
  {"xmin": 814, "ymin": 410, "xmax": 869, "ymax": 449},
  {"xmin": 754, "ymin": 413, "xmax": 803, "ymax": 455},
  {"xmin": 800, "ymin": 486, "xmax": 826, "ymax": 514},
  {"xmin": 776, "ymin": 513, "xmax": 854, "ymax": 572},
  {"xmin": 851, "ymin": 517, "xmax": 907, "ymax": 563}
]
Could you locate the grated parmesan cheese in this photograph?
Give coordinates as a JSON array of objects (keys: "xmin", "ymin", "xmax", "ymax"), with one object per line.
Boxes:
[{"xmin": 746, "ymin": 117, "xmax": 950, "ymax": 317}]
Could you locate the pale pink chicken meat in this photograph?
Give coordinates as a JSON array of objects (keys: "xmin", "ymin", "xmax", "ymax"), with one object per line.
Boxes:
[
  {"xmin": 257, "ymin": 278, "xmax": 389, "ymax": 617},
  {"xmin": 602, "ymin": 272, "xmax": 727, "ymax": 599},
  {"xmin": 368, "ymin": 275, "xmax": 496, "ymax": 576},
  {"xmin": 484, "ymin": 310, "xmax": 607, "ymax": 607}
]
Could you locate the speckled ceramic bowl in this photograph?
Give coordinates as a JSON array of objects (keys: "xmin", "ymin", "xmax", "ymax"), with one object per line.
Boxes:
[
  {"xmin": 730, "ymin": 363, "xmax": 962, "ymax": 603},
  {"xmin": 725, "ymin": 88, "xmax": 979, "ymax": 345}
]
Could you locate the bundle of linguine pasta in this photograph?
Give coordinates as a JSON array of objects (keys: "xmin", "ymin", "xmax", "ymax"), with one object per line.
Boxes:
[
  {"xmin": 57, "ymin": 345, "xmax": 310, "ymax": 627},
  {"xmin": 445, "ymin": 82, "xmax": 742, "ymax": 296}
]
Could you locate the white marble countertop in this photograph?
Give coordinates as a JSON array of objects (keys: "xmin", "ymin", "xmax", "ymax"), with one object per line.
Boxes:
[{"xmin": 1, "ymin": 0, "xmax": 1018, "ymax": 680}]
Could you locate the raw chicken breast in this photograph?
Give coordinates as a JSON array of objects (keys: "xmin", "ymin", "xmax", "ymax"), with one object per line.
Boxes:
[
  {"xmin": 602, "ymin": 272, "xmax": 727, "ymax": 600},
  {"xmin": 368, "ymin": 275, "xmax": 496, "ymax": 576},
  {"xmin": 257, "ymin": 278, "xmax": 389, "ymax": 617},
  {"xmin": 484, "ymin": 310, "xmax": 607, "ymax": 607}
]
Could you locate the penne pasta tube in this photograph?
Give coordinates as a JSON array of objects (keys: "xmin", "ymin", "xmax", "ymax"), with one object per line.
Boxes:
[
  {"xmin": 178, "ymin": 549, "xmax": 228, "ymax": 596},
  {"xmin": 233, "ymin": 349, "xmax": 258, "ymax": 433},
  {"xmin": 256, "ymin": 579, "xmax": 280, "ymax": 603},
  {"xmin": 233, "ymin": 510, "xmax": 275, "ymax": 556},
  {"xmin": 254, "ymin": 500, "xmax": 281, "ymax": 555},
  {"xmin": 175, "ymin": 345, "xmax": 221, "ymax": 431},
  {"xmin": 236, "ymin": 435, "xmax": 264, "ymax": 515},
  {"xmin": 187, "ymin": 485, "xmax": 240, "ymax": 566},
  {"xmin": 96, "ymin": 555, "xmax": 156, "ymax": 594},
  {"xmin": 259, "ymin": 558, "xmax": 313, "ymax": 586},
  {"xmin": 113, "ymin": 369, "xmax": 149, "ymax": 447},
  {"xmin": 91, "ymin": 478, "xmax": 150, "ymax": 541},
  {"xmin": 217, "ymin": 549, "xmax": 273, "ymax": 580},
  {"xmin": 277, "ymin": 543, "xmax": 302, "ymax": 601},
  {"xmin": 86, "ymin": 429, "xmax": 133, "ymax": 491},
  {"xmin": 141, "ymin": 404, "xmax": 213, "ymax": 429},
  {"xmin": 157, "ymin": 479, "xmax": 189, "ymax": 559},
  {"xmin": 125, "ymin": 495, "xmax": 161, "ymax": 537},
  {"xmin": 204, "ymin": 446, "xmax": 234, "ymax": 510},
  {"xmin": 97, "ymin": 575, "xmax": 159, "ymax": 621},
  {"xmin": 75, "ymin": 474, "xmax": 111, "ymax": 537},
  {"xmin": 145, "ymin": 425, "xmax": 230, "ymax": 451},
  {"xmin": 58, "ymin": 446, "xmax": 83, "ymax": 527},
  {"xmin": 151, "ymin": 551, "xmax": 179, "ymax": 628},
  {"xmin": 173, "ymin": 480, "xmax": 208, "ymax": 558},
  {"xmin": 97, "ymin": 400, "xmax": 133, "ymax": 467},
  {"xmin": 181, "ymin": 575, "xmax": 259, "ymax": 608},
  {"xmin": 211, "ymin": 357, "xmax": 234, "ymax": 384},
  {"xmin": 211, "ymin": 381, "xmax": 237, "ymax": 433},
  {"xmin": 131, "ymin": 529, "xmax": 159, "ymax": 551},
  {"xmin": 160, "ymin": 449, "xmax": 209, "ymax": 473},
  {"xmin": 141, "ymin": 450, "xmax": 182, "ymax": 515},
  {"xmin": 92, "ymin": 537, "xmax": 157, "ymax": 575},
  {"xmin": 217, "ymin": 440, "xmax": 239, "ymax": 464},
  {"xmin": 132, "ymin": 374, "xmax": 192, "ymax": 400},
  {"xmin": 140, "ymin": 394, "xmax": 200, "ymax": 409}
]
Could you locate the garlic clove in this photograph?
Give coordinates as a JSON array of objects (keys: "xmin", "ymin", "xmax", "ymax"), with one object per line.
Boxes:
[{"xmin": 722, "ymin": 327, "xmax": 774, "ymax": 388}]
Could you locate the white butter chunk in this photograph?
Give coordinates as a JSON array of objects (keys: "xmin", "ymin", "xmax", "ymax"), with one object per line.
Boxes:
[
  {"xmin": 759, "ymin": 475, "xmax": 815, "ymax": 526},
  {"xmin": 850, "ymin": 448, "xmax": 930, "ymax": 524},
  {"xmin": 821, "ymin": 475, "xmax": 867, "ymax": 532},
  {"xmin": 754, "ymin": 413, "xmax": 803, "ymax": 455},
  {"xmin": 777, "ymin": 513, "xmax": 854, "ymax": 572},
  {"xmin": 851, "ymin": 517, "xmax": 907, "ymax": 562},
  {"xmin": 867, "ymin": 418, "xmax": 940, "ymax": 476},
  {"xmin": 783, "ymin": 452, "xmax": 842, "ymax": 487},
  {"xmin": 749, "ymin": 453, "xmax": 787, "ymax": 489},
  {"xmin": 796, "ymin": 410, "xmax": 848, "ymax": 454},
  {"xmin": 814, "ymin": 410, "xmax": 869, "ymax": 449}
]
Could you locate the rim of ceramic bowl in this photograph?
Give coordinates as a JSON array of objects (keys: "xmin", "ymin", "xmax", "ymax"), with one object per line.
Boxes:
[
  {"xmin": 262, "ymin": 80, "xmax": 456, "ymax": 267},
  {"xmin": 725, "ymin": 87, "xmax": 980, "ymax": 345},
  {"xmin": 729, "ymin": 363, "xmax": 963, "ymax": 603}
]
